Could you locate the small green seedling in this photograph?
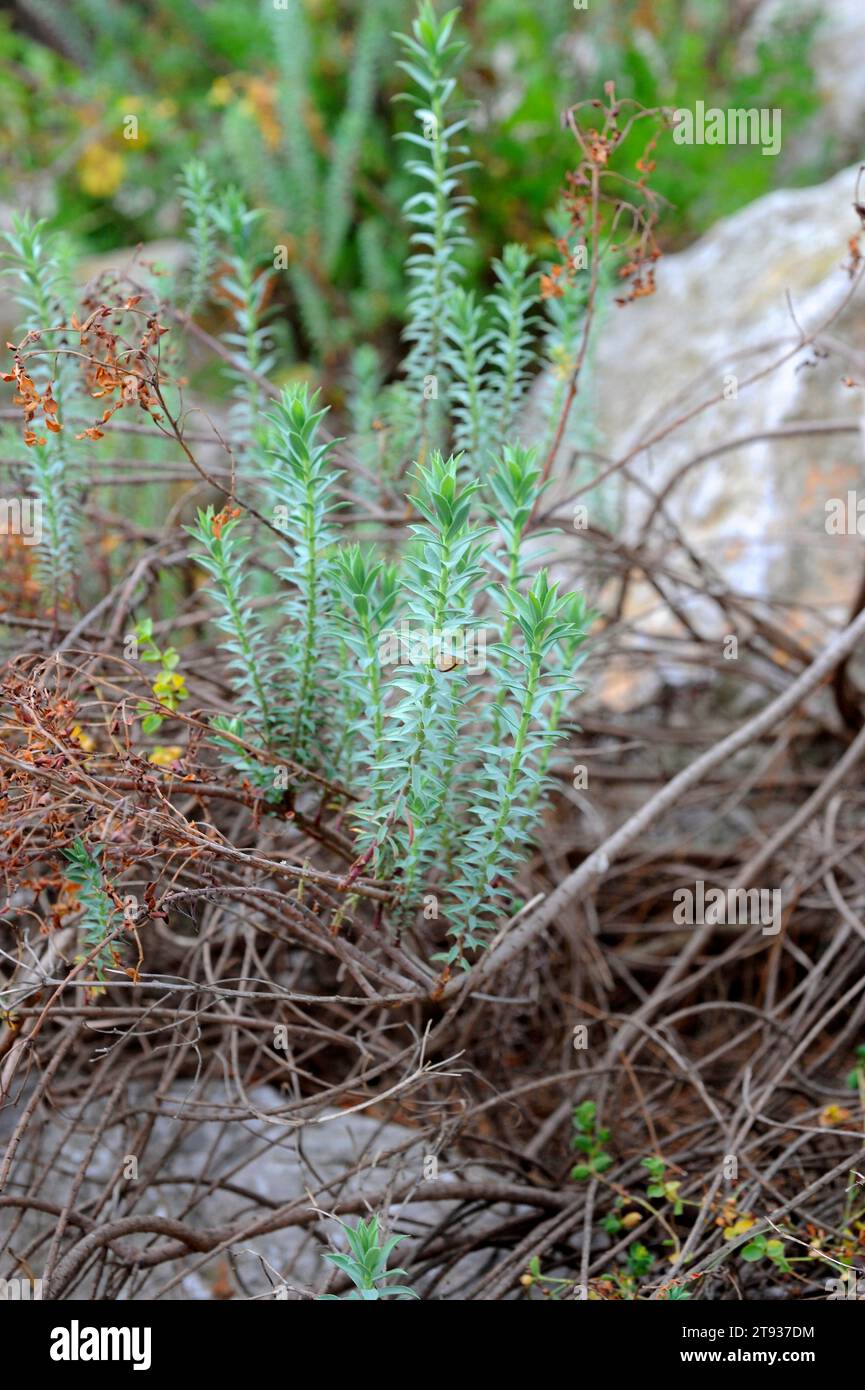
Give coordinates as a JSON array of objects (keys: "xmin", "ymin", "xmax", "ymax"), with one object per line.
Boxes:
[
  {"xmin": 133, "ymin": 617, "xmax": 188, "ymax": 734},
  {"xmin": 625, "ymin": 1242, "xmax": 654, "ymax": 1279},
  {"xmin": 642, "ymin": 1156, "xmax": 684, "ymax": 1215},
  {"xmin": 845, "ymin": 1044, "xmax": 865, "ymax": 1091},
  {"xmin": 570, "ymin": 1100, "xmax": 613, "ymax": 1180},
  {"xmin": 740, "ymin": 1233, "xmax": 791, "ymax": 1272},
  {"xmin": 319, "ymin": 1214, "xmax": 419, "ymax": 1300}
]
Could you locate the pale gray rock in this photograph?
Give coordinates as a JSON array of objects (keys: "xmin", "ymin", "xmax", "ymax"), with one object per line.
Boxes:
[
  {"xmin": 526, "ymin": 163, "xmax": 865, "ymax": 709},
  {"xmin": 748, "ymin": 0, "xmax": 865, "ymax": 149},
  {"xmin": 2, "ymin": 1081, "xmax": 514, "ymax": 1301}
]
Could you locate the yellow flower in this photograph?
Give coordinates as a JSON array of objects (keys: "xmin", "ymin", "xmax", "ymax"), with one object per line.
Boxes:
[
  {"xmin": 154, "ymin": 98, "xmax": 177, "ymax": 120},
  {"xmin": 152, "ymin": 671, "xmax": 188, "ymax": 706},
  {"xmin": 723, "ymin": 1216, "xmax": 756, "ymax": 1240},
  {"xmin": 70, "ymin": 725, "xmax": 95, "ymax": 752},
  {"xmin": 77, "ymin": 143, "xmax": 125, "ymax": 199},
  {"xmin": 148, "ymin": 745, "xmax": 183, "ymax": 767},
  {"xmin": 550, "ymin": 344, "xmax": 577, "ymax": 381},
  {"xmin": 208, "ymin": 77, "xmax": 234, "ymax": 107},
  {"xmin": 819, "ymin": 1105, "xmax": 851, "ymax": 1128}
]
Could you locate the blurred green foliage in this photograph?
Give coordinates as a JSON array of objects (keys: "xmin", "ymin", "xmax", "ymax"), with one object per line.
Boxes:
[
  {"xmin": 0, "ymin": 0, "xmax": 836, "ymax": 362},
  {"xmin": 592, "ymin": 0, "xmax": 828, "ymax": 241}
]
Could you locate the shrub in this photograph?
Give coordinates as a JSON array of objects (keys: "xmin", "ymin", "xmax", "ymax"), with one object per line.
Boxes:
[{"xmin": 1, "ymin": 1, "xmax": 596, "ymax": 974}]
